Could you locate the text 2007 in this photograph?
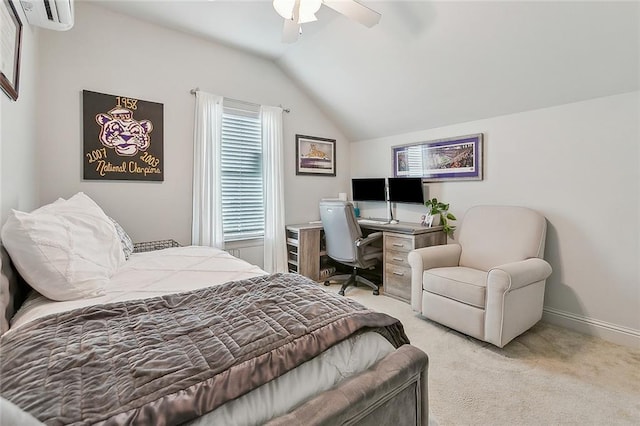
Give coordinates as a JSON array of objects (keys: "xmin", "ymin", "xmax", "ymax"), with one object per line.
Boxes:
[{"xmin": 86, "ymin": 148, "xmax": 107, "ymax": 163}]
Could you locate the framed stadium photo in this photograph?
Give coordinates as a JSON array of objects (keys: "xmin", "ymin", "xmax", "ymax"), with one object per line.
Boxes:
[
  {"xmin": 392, "ymin": 133, "xmax": 483, "ymax": 182},
  {"xmin": 82, "ymin": 90, "xmax": 164, "ymax": 181}
]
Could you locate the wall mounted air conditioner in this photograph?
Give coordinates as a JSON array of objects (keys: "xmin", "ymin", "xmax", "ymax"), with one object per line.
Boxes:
[{"xmin": 20, "ymin": 0, "xmax": 74, "ymax": 31}]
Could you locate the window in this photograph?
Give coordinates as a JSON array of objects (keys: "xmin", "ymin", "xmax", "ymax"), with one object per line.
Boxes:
[{"xmin": 220, "ymin": 103, "xmax": 264, "ymax": 241}]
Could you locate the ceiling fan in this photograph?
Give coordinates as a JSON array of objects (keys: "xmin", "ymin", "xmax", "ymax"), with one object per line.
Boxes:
[{"xmin": 273, "ymin": 0, "xmax": 382, "ymax": 43}]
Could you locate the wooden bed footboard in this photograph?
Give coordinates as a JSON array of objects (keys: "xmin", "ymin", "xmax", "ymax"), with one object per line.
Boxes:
[
  {"xmin": 266, "ymin": 344, "xmax": 429, "ymax": 426},
  {"xmin": 1, "ymin": 344, "xmax": 428, "ymax": 426}
]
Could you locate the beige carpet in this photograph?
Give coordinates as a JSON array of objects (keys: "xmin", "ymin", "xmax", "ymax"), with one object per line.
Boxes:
[{"xmin": 325, "ymin": 284, "xmax": 640, "ymax": 425}]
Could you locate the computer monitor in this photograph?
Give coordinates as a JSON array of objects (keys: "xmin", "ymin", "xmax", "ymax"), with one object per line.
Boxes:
[
  {"xmin": 351, "ymin": 178, "xmax": 387, "ymax": 202},
  {"xmin": 387, "ymin": 177, "xmax": 425, "ymax": 204}
]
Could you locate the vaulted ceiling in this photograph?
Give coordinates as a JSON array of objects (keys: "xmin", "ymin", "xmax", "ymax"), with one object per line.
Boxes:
[{"xmin": 97, "ymin": 1, "xmax": 640, "ymax": 141}]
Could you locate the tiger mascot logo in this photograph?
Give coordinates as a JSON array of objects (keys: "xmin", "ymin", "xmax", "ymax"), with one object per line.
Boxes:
[{"xmin": 95, "ymin": 107, "xmax": 153, "ymax": 156}]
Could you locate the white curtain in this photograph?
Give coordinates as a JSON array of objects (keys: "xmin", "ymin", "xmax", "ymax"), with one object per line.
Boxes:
[
  {"xmin": 192, "ymin": 91, "xmax": 224, "ymax": 248},
  {"xmin": 261, "ymin": 105, "xmax": 287, "ymax": 273}
]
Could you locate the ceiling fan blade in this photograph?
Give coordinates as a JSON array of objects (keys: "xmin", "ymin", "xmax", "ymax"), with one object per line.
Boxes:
[
  {"xmin": 282, "ymin": 18, "xmax": 300, "ymax": 43},
  {"xmin": 323, "ymin": 0, "xmax": 381, "ymax": 28},
  {"xmin": 281, "ymin": 0, "xmax": 301, "ymax": 43}
]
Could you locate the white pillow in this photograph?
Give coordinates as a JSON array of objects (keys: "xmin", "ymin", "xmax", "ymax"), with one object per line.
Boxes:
[
  {"xmin": 1, "ymin": 192, "xmax": 125, "ymax": 301},
  {"xmin": 108, "ymin": 216, "xmax": 134, "ymax": 260}
]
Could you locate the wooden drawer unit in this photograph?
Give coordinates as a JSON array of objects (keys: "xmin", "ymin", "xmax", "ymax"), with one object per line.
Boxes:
[
  {"xmin": 286, "ymin": 223, "xmax": 333, "ymax": 282},
  {"xmin": 286, "ymin": 225, "xmax": 321, "ymax": 280},
  {"xmin": 386, "ymin": 249, "xmax": 411, "ymax": 268},
  {"xmin": 385, "ymin": 263, "xmax": 412, "ymax": 301},
  {"xmin": 383, "ymin": 230, "xmax": 446, "ymax": 303},
  {"xmin": 385, "ymin": 234, "xmax": 414, "ymax": 251}
]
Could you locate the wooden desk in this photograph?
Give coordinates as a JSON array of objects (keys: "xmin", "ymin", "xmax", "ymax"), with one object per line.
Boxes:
[{"xmin": 286, "ymin": 221, "xmax": 446, "ymax": 303}]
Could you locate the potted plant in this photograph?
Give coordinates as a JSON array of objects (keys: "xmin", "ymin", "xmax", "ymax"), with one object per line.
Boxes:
[{"xmin": 424, "ymin": 198, "xmax": 457, "ymax": 238}]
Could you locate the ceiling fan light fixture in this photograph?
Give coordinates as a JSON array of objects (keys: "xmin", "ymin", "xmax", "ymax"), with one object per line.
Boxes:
[{"xmin": 273, "ymin": 0, "xmax": 322, "ymax": 24}]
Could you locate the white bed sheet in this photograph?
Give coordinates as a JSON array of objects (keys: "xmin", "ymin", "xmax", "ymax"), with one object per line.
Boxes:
[
  {"xmin": 10, "ymin": 245, "xmax": 267, "ymax": 330},
  {"xmin": 193, "ymin": 331, "xmax": 393, "ymax": 426},
  {"xmin": 8, "ymin": 245, "xmax": 395, "ymax": 425}
]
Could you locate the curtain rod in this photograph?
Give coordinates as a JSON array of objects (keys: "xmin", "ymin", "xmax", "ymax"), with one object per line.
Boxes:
[{"xmin": 190, "ymin": 88, "xmax": 290, "ymax": 113}]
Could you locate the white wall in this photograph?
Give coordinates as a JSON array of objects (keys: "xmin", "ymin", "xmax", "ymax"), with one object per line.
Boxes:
[
  {"xmin": 1, "ymin": 3, "xmax": 39, "ymax": 223},
  {"xmin": 35, "ymin": 2, "xmax": 350, "ymax": 253},
  {"xmin": 351, "ymin": 92, "xmax": 640, "ymax": 347}
]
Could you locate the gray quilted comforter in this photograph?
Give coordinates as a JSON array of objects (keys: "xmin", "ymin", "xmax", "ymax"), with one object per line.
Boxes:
[{"xmin": 0, "ymin": 273, "xmax": 408, "ymax": 425}]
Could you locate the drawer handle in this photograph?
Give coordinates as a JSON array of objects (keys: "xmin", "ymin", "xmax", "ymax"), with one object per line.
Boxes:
[
  {"xmin": 392, "ymin": 243, "xmax": 404, "ymax": 247},
  {"xmin": 392, "ymin": 271, "xmax": 405, "ymax": 276},
  {"xmin": 393, "ymin": 257, "xmax": 403, "ymax": 261}
]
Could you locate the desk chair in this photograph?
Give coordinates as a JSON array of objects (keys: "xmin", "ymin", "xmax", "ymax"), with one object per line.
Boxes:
[{"xmin": 319, "ymin": 200, "xmax": 383, "ymax": 296}]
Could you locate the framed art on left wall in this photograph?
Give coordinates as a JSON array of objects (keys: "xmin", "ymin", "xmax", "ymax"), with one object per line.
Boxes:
[
  {"xmin": 295, "ymin": 134, "xmax": 336, "ymax": 176},
  {"xmin": 82, "ymin": 90, "xmax": 164, "ymax": 181},
  {"xmin": 0, "ymin": 0, "xmax": 22, "ymax": 101}
]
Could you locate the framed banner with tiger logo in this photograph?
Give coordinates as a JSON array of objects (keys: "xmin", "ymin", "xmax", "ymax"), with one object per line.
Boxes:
[{"xmin": 82, "ymin": 90, "xmax": 164, "ymax": 181}]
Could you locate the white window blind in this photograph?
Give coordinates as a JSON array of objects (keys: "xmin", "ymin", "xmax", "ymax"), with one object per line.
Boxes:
[
  {"xmin": 221, "ymin": 105, "xmax": 264, "ymax": 241},
  {"xmin": 406, "ymin": 145, "xmax": 424, "ymax": 177}
]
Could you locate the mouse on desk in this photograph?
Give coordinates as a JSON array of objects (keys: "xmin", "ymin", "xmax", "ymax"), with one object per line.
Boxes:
[{"xmin": 389, "ymin": 219, "xmax": 399, "ymax": 224}]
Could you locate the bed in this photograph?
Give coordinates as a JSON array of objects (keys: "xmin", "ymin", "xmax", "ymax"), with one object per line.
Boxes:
[{"xmin": 0, "ymin": 193, "xmax": 428, "ymax": 425}]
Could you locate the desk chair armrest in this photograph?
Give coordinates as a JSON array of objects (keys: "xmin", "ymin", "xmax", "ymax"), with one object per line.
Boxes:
[
  {"xmin": 487, "ymin": 258, "xmax": 552, "ymax": 292},
  {"xmin": 356, "ymin": 232, "xmax": 383, "ymax": 247}
]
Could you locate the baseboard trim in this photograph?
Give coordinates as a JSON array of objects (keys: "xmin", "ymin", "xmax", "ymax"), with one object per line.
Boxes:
[{"xmin": 542, "ymin": 307, "xmax": 640, "ymax": 348}]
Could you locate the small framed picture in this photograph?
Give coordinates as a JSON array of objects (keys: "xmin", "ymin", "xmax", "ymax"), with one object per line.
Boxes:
[
  {"xmin": 295, "ymin": 134, "xmax": 336, "ymax": 176},
  {"xmin": 0, "ymin": 0, "xmax": 23, "ymax": 101}
]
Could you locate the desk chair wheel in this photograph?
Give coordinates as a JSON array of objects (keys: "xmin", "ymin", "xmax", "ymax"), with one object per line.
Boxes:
[
  {"xmin": 373, "ymin": 289, "xmax": 379, "ymax": 295},
  {"xmin": 338, "ymin": 289, "xmax": 345, "ymax": 296},
  {"xmin": 324, "ymin": 281, "xmax": 330, "ymax": 286}
]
